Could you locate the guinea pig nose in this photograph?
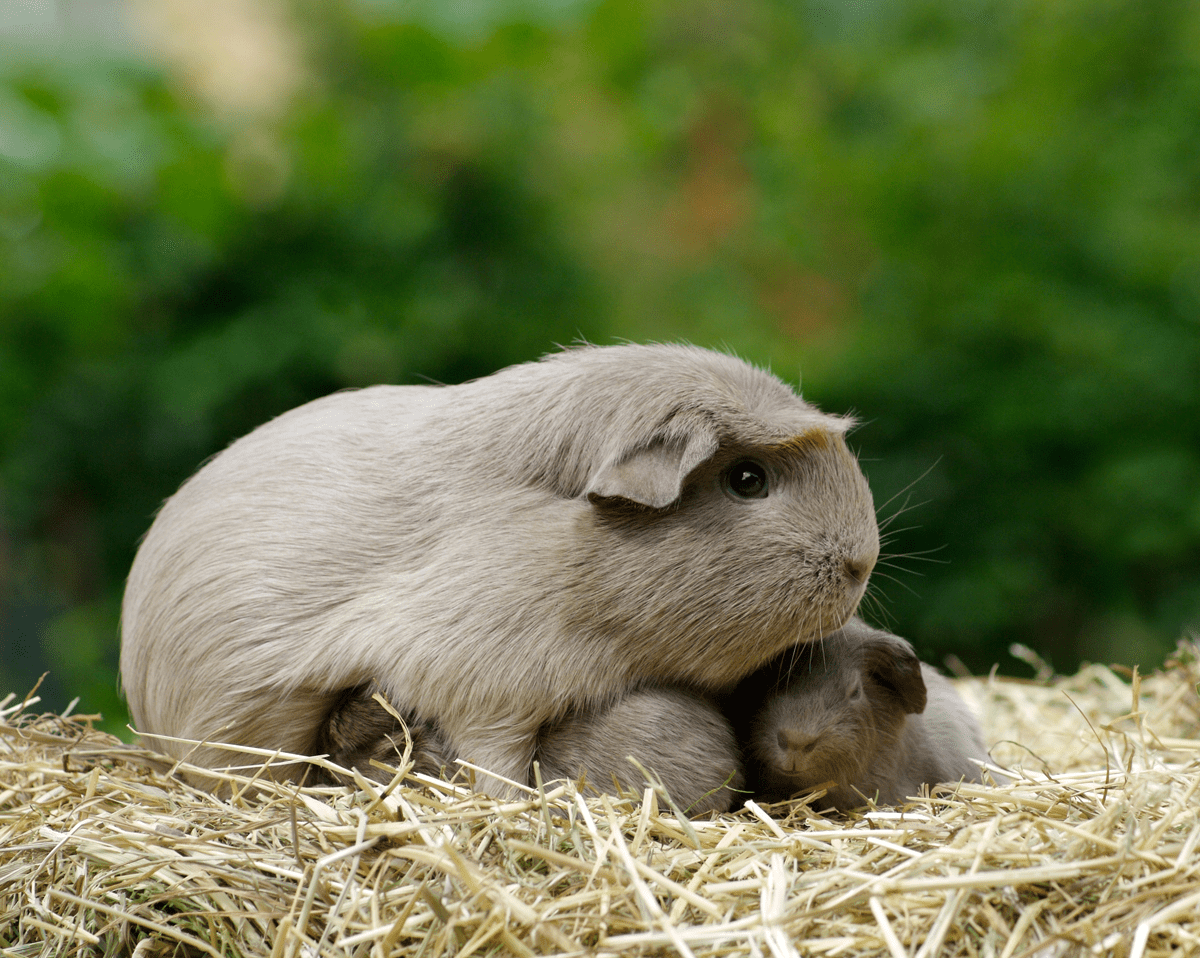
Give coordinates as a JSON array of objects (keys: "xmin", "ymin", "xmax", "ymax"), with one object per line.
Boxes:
[
  {"xmin": 843, "ymin": 555, "xmax": 874, "ymax": 585},
  {"xmin": 777, "ymin": 728, "xmax": 816, "ymax": 754}
]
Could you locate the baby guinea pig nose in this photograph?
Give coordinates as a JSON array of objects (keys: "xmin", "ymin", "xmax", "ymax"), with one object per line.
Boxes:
[{"xmin": 777, "ymin": 728, "xmax": 818, "ymax": 754}]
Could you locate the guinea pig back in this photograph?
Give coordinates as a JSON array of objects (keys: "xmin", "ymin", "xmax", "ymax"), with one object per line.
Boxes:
[
  {"xmin": 119, "ymin": 344, "xmax": 879, "ymax": 793},
  {"xmin": 535, "ymin": 686, "xmax": 745, "ymax": 815}
]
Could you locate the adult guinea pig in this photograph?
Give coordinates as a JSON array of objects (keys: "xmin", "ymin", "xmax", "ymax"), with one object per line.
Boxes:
[
  {"xmin": 733, "ymin": 619, "xmax": 991, "ymax": 811},
  {"xmin": 319, "ymin": 681, "xmax": 744, "ymax": 815},
  {"xmin": 120, "ymin": 343, "xmax": 879, "ymax": 795}
]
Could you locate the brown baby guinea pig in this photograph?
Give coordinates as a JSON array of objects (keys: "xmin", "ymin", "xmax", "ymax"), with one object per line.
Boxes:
[
  {"xmin": 313, "ymin": 684, "xmax": 453, "ymax": 785},
  {"xmin": 119, "ymin": 343, "xmax": 879, "ymax": 797},
  {"xmin": 731, "ymin": 618, "xmax": 992, "ymax": 811}
]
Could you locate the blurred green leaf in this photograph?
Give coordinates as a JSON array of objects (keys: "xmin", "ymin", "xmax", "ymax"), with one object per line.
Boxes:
[{"xmin": 2, "ymin": 0, "xmax": 1199, "ymax": 723}]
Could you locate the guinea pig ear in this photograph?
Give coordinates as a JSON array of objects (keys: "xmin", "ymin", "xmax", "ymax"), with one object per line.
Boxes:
[
  {"xmin": 585, "ymin": 427, "xmax": 719, "ymax": 510},
  {"xmin": 863, "ymin": 632, "xmax": 928, "ymax": 715}
]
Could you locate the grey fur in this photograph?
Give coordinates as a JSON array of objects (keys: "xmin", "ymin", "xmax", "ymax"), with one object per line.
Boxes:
[
  {"xmin": 736, "ymin": 619, "xmax": 991, "ymax": 811},
  {"xmin": 535, "ymin": 686, "xmax": 744, "ymax": 815},
  {"xmin": 319, "ymin": 682, "xmax": 743, "ymax": 815},
  {"xmin": 120, "ymin": 343, "xmax": 879, "ymax": 795}
]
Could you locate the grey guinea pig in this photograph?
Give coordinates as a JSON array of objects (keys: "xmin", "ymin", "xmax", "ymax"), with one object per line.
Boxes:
[
  {"xmin": 533, "ymin": 685, "xmax": 744, "ymax": 814},
  {"xmin": 737, "ymin": 618, "xmax": 991, "ymax": 811},
  {"xmin": 319, "ymin": 682, "xmax": 744, "ymax": 814},
  {"xmin": 119, "ymin": 343, "xmax": 879, "ymax": 796}
]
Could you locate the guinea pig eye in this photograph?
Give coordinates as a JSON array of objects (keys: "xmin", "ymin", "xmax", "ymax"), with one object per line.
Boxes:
[{"xmin": 724, "ymin": 459, "xmax": 769, "ymax": 500}]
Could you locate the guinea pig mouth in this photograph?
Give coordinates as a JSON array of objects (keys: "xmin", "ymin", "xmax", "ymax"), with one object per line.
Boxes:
[
  {"xmin": 772, "ymin": 740, "xmax": 860, "ymax": 782},
  {"xmin": 772, "ymin": 739, "xmax": 859, "ymax": 777},
  {"xmin": 775, "ymin": 759, "xmax": 850, "ymax": 791}
]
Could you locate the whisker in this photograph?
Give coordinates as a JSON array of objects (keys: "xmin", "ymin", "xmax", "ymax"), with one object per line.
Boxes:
[
  {"xmin": 877, "ymin": 555, "xmax": 948, "ymax": 570},
  {"xmin": 881, "ymin": 543, "xmax": 949, "ymax": 559},
  {"xmin": 859, "ymin": 600, "xmax": 888, "ymax": 629},
  {"xmin": 865, "ymin": 582, "xmax": 892, "ymax": 610},
  {"xmin": 877, "ymin": 496, "xmax": 933, "ymax": 533},
  {"xmin": 782, "ymin": 625, "xmax": 802, "ymax": 684},
  {"xmin": 879, "ymin": 524, "xmax": 927, "ymax": 541},
  {"xmin": 858, "ymin": 591, "xmax": 896, "ymax": 630},
  {"xmin": 868, "ymin": 570, "xmax": 923, "ymax": 598},
  {"xmin": 873, "ymin": 459, "xmax": 941, "ymax": 517},
  {"xmin": 875, "ymin": 566, "xmax": 926, "ymax": 582}
]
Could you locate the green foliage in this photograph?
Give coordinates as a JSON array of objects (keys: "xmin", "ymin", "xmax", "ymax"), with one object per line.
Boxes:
[
  {"xmin": 0, "ymin": 16, "xmax": 609, "ymax": 729},
  {"xmin": 786, "ymin": 0, "xmax": 1200, "ymax": 672},
  {"xmin": 1, "ymin": 0, "xmax": 1198, "ymax": 727}
]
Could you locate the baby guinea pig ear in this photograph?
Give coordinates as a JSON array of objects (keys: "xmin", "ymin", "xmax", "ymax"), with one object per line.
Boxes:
[
  {"xmin": 585, "ymin": 424, "xmax": 719, "ymax": 510},
  {"xmin": 862, "ymin": 631, "xmax": 928, "ymax": 715}
]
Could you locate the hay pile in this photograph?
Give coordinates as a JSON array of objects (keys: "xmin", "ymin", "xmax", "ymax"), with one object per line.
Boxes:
[{"xmin": 2, "ymin": 643, "xmax": 1198, "ymax": 958}]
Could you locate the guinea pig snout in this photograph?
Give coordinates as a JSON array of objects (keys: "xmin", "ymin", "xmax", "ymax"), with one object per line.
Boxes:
[
  {"xmin": 843, "ymin": 553, "xmax": 874, "ymax": 587},
  {"xmin": 777, "ymin": 728, "xmax": 816, "ymax": 752},
  {"xmin": 776, "ymin": 727, "xmax": 819, "ymax": 766}
]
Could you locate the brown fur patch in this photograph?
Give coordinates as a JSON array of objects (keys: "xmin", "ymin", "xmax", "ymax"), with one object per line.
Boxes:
[{"xmin": 764, "ymin": 429, "xmax": 833, "ymax": 457}]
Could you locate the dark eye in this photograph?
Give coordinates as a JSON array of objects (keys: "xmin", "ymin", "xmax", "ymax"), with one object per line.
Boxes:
[{"xmin": 724, "ymin": 459, "xmax": 769, "ymax": 500}]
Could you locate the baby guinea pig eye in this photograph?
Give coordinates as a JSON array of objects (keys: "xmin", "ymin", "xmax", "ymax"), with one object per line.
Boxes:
[
  {"xmin": 846, "ymin": 678, "xmax": 865, "ymax": 701},
  {"xmin": 723, "ymin": 459, "xmax": 769, "ymax": 500}
]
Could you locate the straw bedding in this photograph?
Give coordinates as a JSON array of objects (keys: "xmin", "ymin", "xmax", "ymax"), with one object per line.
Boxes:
[{"xmin": 2, "ymin": 642, "xmax": 1198, "ymax": 958}]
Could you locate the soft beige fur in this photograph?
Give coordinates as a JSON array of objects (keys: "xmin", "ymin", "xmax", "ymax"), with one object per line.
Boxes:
[{"xmin": 120, "ymin": 344, "xmax": 879, "ymax": 795}]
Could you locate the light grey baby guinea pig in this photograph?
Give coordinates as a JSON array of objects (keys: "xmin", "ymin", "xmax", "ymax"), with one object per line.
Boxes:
[
  {"xmin": 319, "ymin": 682, "xmax": 744, "ymax": 815},
  {"xmin": 534, "ymin": 686, "xmax": 744, "ymax": 814},
  {"xmin": 120, "ymin": 343, "xmax": 879, "ymax": 796},
  {"xmin": 735, "ymin": 619, "xmax": 992, "ymax": 811}
]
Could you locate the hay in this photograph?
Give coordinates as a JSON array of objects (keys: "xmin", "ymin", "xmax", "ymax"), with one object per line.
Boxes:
[{"xmin": 2, "ymin": 643, "xmax": 1198, "ymax": 958}]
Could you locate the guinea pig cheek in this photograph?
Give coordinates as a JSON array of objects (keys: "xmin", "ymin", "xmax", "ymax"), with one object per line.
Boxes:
[
  {"xmin": 777, "ymin": 524, "xmax": 876, "ymax": 643},
  {"xmin": 782, "ymin": 441, "xmax": 880, "ymax": 597}
]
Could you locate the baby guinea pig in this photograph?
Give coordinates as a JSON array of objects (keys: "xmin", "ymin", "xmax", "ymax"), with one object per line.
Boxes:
[
  {"xmin": 733, "ymin": 618, "xmax": 991, "ymax": 811},
  {"xmin": 313, "ymin": 684, "xmax": 453, "ymax": 785},
  {"xmin": 316, "ymin": 682, "xmax": 744, "ymax": 815},
  {"xmin": 534, "ymin": 685, "xmax": 744, "ymax": 815},
  {"xmin": 120, "ymin": 343, "xmax": 879, "ymax": 797}
]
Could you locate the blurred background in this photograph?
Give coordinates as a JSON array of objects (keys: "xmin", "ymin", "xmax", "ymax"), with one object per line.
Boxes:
[{"xmin": 2, "ymin": 0, "xmax": 1198, "ymax": 734}]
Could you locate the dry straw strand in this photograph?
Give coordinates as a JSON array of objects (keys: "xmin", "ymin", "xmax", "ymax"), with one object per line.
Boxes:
[{"xmin": 1, "ymin": 640, "xmax": 1198, "ymax": 957}]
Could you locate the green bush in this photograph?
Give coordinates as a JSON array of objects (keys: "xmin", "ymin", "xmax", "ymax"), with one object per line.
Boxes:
[{"xmin": 1, "ymin": 0, "xmax": 1197, "ymax": 729}]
